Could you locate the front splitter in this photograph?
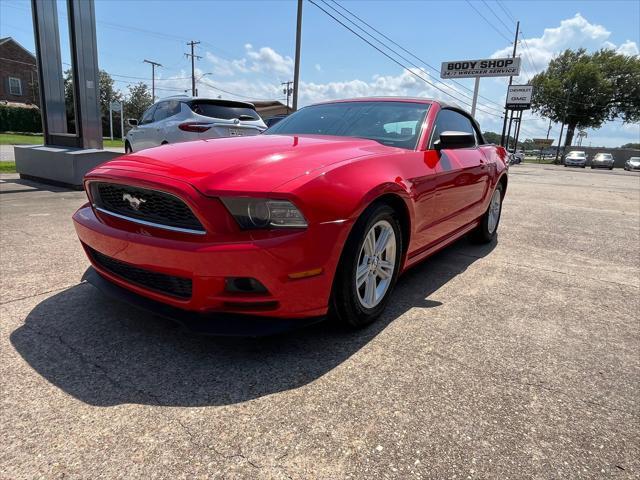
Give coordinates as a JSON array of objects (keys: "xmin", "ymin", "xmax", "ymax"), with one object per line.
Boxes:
[{"xmin": 82, "ymin": 267, "xmax": 325, "ymax": 337}]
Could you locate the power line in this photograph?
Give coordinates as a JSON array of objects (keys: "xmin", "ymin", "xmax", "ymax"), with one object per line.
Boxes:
[
  {"xmin": 327, "ymin": 0, "xmax": 506, "ymax": 111},
  {"xmin": 496, "ymin": 0, "xmax": 518, "ymax": 24},
  {"xmin": 309, "ymin": 0, "xmax": 504, "ymax": 118},
  {"xmin": 481, "ymin": 0, "xmax": 514, "ymax": 34},
  {"xmin": 465, "ymin": 0, "xmax": 513, "ymax": 43}
]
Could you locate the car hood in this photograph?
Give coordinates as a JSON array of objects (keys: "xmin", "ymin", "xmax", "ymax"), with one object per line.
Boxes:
[{"xmin": 101, "ymin": 134, "xmax": 391, "ymax": 194}]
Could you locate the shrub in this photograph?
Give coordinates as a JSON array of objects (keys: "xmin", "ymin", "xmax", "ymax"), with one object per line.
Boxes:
[{"xmin": 0, "ymin": 105, "xmax": 42, "ymax": 133}]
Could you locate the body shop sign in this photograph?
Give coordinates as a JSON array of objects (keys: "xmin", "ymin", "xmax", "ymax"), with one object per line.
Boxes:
[{"xmin": 440, "ymin": 57, "xmax": 521, "ymax": 79}]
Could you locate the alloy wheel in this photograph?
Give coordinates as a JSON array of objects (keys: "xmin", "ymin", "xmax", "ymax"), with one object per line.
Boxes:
[
  {"xmin": 355, "ymin": 220, "xmax": 397, "ymax": 309},
  {"xmin": 487, "ymin": 189, "xmax": 502, "ymax": 234}
]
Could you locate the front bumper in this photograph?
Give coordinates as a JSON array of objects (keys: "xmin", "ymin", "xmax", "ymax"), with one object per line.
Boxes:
[
  {"xmin": 73, "ymin": 203, "xmax": 350, "ymax": 318},
  {"xmin": 592, "ymin": 161, "xmax": 614, "ymax": 168},
  {"xmin": 626, "ymin": 163, "xmax": 640, "ymax": 171},
  {"xmin": 564, "ymin": 159, "xmax": 586, "ymax": 166}
]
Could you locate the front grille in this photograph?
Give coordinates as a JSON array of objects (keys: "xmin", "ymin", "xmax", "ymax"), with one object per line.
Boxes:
[
  {"xmin": 88, "ymin": 247, "xmax": 193, "ymax": 299},
  {"xmin": 91, "ymin": 182, "xmax": 205, "ymax": 233}
]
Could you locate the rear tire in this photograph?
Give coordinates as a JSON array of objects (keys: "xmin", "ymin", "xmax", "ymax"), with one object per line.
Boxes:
[
  {"xmin": 330, "ymin": 203, "xmax": 403, "ymax": 328},
  {"xmin": 124, "ymin": 141, "xmax": 132, "ymax": 154},
  {"xmin": 471, "ymin": 183, "xmax": 503, "ymax": 244}
]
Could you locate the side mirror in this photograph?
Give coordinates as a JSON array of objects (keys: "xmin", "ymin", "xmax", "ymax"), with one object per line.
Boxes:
[
  {"xmin": 127, "ymin": 118, "xmax": 139, "ymax": 127},
  {"xmin": 434, "ymin": 131, "xmax": 475, "ymax": 150}
]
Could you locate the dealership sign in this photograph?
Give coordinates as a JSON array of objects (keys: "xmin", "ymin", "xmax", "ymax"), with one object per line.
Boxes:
[
  {"xmin": 533, "ymin": 138, "xmax": 554, "ymax": 148},
  {"xmin": 440, "ymin": 57, "xmax": 521, "ymax": 79},
  {"xmin": 506, "ymin": 85, "xmax": 533, "ymax": 110}
]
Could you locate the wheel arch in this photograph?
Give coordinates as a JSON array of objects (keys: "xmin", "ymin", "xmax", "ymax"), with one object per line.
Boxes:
[{"xmin": 498, "ymin": 173, "xmax": 508, "ymax": 197}]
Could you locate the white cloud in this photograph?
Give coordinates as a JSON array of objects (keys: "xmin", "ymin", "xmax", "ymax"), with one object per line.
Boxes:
[
  {"xmin": 203, "ymin": 44, "xmax": 294, "ymax": 79},
  {"xmin": 615, "ymin": 40, "xmax": 640, "ymax": 56},
  {"xmin": 492, "ymin": 13, "xmax": 639, "ymax": 79},
  {"xmin": 315, "ymin": 63, "xmax": 322, "ymax": 72},
  {"xmin": 245, "ymin": 45, "xmax": 293, "ymax": 76}
]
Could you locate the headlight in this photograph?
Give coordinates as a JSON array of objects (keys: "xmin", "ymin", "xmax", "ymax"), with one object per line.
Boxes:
[{"xmin": 221, "ymin": 197, "xmax": 308, "ymax": 229}]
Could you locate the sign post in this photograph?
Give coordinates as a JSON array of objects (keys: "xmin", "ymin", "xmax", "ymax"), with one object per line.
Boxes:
[
  {"xmin": 440, "ymin": 57, "xmax": 521, "ymax": 119},
  {"xmin": 533, "ymin": 138, "xmax": 553, "ymax": 162},
  {"xmin": 120, "ymin": 102, "xmax": 124, "ymax": 140},
  {"xmin": 503, "ymin": 85, "xmax": 533, "ymax": 152},
  {"xmin": 109, "ymin": 101, "xmax": 122, "ymax": 141}
]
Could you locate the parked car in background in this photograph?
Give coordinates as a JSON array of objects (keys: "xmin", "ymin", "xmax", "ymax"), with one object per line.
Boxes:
[
  {"xmin": 591, "ymin": 152, "xmax": 614, "ymax": 170},
  {"xmin": 625, "ymin": 156, "xmax": 640, "ymax": 171},
  {"xmin": 265, "ymin": 114, "xmax": 288, "ymax": 128},
  {"xmin": 563, "ymin": 150, "xmax": 587, "ymax": 168},
  {"xmin": 125, "ymin": 97, "xmax": 267, "ymax": 153},
  {"xmin": 74, "ymin": 98, "xmax": 508, "ymax": 329},
  {"xmin": 508, "ymin": 149, "xmax": 524, "ymax": 164}
]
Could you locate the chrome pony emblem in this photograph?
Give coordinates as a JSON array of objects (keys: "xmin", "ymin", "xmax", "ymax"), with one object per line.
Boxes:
[{"xmin": 122, "ymin": 193, "xmax": 146, "ymax": 211}]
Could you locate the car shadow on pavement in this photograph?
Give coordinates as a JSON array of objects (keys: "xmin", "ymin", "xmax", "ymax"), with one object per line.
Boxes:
[{"xmin": 11, "ymin": 237, "xmax": 496, "ymax": 407}]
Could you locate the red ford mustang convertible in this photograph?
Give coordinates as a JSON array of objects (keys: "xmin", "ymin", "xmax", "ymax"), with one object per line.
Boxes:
[{"xmin": 73, "ymin": 98, "xmax": 508, "ymax": 330}]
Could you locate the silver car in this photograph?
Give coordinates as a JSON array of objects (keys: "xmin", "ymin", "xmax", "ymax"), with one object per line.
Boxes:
[
  {"xmin": 591, "ymin": 152, "xmax": 614, "ymax": 170},
  {"xmin": 563, "ymin": 150, "xmax": 587, "ymax": 168},
  {"xmin": 625, "ymin": 156, "xmax": 640, "ymax": 171},
  {"xmin": 125, "ymin": 97, "xmax": 267, "ymax": 153}
]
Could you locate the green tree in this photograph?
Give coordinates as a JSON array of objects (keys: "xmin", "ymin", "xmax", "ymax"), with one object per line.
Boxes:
[
  {"xmin": 98, "ymin": 70, "xmax": 122, "ymax": 136},
  {"xmin": 483, "ymin": 131, "xmax": 517, "ymax": 146},
  {"xmin": 530, "ymin": 48, "xmax": 640, "ymax": 147},
  {"xmin": 63, "ymin": 69, "xmax": 123, "ymax": 135},
  {"xmin": 124, "ymin": 82, "xmax": 153, "ymax": 126},
  {"xmin": 620, "ymin": 142, "xmax": 640, "ymax": 149}
]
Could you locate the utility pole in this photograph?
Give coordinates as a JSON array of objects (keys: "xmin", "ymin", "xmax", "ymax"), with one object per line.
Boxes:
[
  {"xmin": 554, "ymin": 90, "xmax": 571, "ymax": 163},
  {"xmin": 292, "ymin": 0, "xmax": 303, "ymax": 111},
  {"xmin": 513, "ymin": 110, "xmax": 523, "ymax": 152},
  {"xmin": 185, "ymin": 41, "xmax": 202, "ymax": 96},
  {"xmin": 143, "ymin": 59, "xmax": 162, "ymax": 102},
  {"xmin": 281, "ymin": 81, "xmax": 293, "ymax": 113},
  {"xmin": 500, "ymin": 20, "xmax": 519, "ymax": 147}
]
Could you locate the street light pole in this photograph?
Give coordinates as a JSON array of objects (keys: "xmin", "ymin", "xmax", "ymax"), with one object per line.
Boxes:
[{"xmin": 292, "ymin": 0, "xmax": 303, "ymax": 111}]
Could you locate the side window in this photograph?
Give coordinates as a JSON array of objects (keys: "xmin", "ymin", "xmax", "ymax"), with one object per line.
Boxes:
[
  {"xmin": 166, "ymin": 100, "xmax": 182, "ymax": 118},
  {"xmin": 153, "ymin": 102, "xmax": 169, "ymax": 122},
  {"xmin": 140, "ymin": 105, "xmax": 157, "ymax": 125},
  {"xmin": 431, "ymin": 109, "xmax": 477, "ymax": 148}
]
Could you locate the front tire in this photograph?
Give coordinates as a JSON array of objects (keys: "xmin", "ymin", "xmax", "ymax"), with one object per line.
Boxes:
[
  {"xmin": 330, "ymin": 203, "xmax": 403, "ymax": 328},
  {"xmin": 124, "ymin": 141, "xmax": 132, "ymax": 154},
  {"xmin": 472, "ymin": 183, "xmax": 503, "ymax": 244}
]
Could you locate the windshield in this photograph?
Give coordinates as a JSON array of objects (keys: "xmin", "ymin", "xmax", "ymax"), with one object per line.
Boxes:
[
  {"xmin": 265, "ymin": 101, "xmax": 430, "ymax": 150},
  {"xmin": 568, "ymin": 151, "xmax": 586, "ymax": 157},
  {"xmin": 595, "ymin": 153, "xmax": 612, "ymax": 159}
]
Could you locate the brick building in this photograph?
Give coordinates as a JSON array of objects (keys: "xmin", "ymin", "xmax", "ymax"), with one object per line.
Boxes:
[{"xmin": 0, "ymin": 37, "xmax": 39, "ymax": 106}]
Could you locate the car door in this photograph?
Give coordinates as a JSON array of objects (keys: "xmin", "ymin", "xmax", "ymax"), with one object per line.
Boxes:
[
  {"xmin": 149, "ymin": 101, "xmax": 171, "ymax": 147},
  {"xmin": 157, "ymin": 100, "xmax": 185, "ymax": 144},
  {"xmin": 130, "ymin": 104, "xmax": 157, "ymax": 151},
  {"xmin": 415, "ymin": 108, "xmax": 490, "ymax": 246}
]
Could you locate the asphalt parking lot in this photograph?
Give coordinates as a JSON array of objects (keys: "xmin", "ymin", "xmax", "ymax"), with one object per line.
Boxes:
[{"xmin": 1, "ymin": 163, "xmax": 639, "ymax": 479}]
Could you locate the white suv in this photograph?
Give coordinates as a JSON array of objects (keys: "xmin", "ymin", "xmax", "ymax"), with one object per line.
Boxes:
[{"xmin": 125, "ymin": 97, "xmax": 267, "ymax": 153}]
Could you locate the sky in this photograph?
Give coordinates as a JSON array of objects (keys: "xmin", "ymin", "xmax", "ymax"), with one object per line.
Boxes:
[{"xmin": 1, "ymin": 0, "xmax": 639, "ymax": 147}]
